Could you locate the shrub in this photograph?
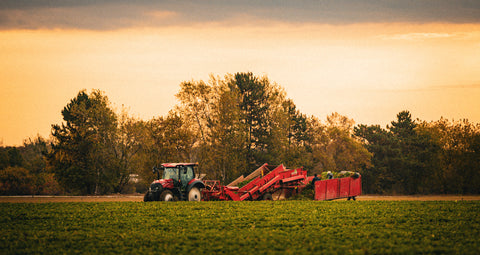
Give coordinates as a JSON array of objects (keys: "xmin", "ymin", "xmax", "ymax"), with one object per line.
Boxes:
[{"xmin": 0, "ymin": 166, "xmax": 34, "ymax": 195}]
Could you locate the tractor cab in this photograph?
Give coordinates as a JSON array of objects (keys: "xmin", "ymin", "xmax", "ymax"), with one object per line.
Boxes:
[
  {"xmin": 144, "ymin": 163, "xmax": 205, "ymax": 202},
  {"xmin": 161, "ymin": 164, "xmax": 195, "ymax": 190}
]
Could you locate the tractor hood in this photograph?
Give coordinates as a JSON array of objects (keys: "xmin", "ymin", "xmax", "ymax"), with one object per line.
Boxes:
[{"xmin": 152, "ymin": 178, "xmax": 175, "ymax": 189}]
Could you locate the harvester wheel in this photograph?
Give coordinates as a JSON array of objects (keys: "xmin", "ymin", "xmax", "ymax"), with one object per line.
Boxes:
[
  {"xmin": 159, "ymin": 190, "xmax": 175, "ymax": 201},
  {"xmin": 188, "ymin": 187, "xmax": 202, "ymax": 201},
  {"xmin": 262, "ymin": 193, "xmax": 273, "ymax": 201}
]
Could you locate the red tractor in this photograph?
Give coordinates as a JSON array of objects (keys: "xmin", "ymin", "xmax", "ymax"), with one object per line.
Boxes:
[{"xmin": 144, "ymin": 163, "xmax": 205, "ymax": 202}]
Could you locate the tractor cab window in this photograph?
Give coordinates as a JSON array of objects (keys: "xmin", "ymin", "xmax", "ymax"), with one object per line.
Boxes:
[
  {"xmin": 180, "ymin": 166, "xmax": 195, "ymax": 188},
  {"xmin": 163, "ymin": 168, "xmax": 179, "ymax": 181}
]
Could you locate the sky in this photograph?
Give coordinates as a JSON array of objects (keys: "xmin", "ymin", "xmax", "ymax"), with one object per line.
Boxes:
[{"xmin": 1, "ymin": 0, "xmax": 480, "ymax": 146}]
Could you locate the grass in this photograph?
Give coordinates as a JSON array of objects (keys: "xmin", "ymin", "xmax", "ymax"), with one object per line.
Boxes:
[{"xmin": 1, "ymin": 200, "xmax": 479, "ymax": 254}]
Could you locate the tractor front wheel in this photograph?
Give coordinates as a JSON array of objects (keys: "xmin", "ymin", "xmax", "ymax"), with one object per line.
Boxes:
[
  {"xmin": 144, "ymin": 191, "xmax": 153, "ymax": 202},
  {"xmin": 188, "ymin": 187, "xmax": 202, "ymax": 201},
  {"xmin": 159, "ymin": 190, "xmax": 175, "ymax": 201}
]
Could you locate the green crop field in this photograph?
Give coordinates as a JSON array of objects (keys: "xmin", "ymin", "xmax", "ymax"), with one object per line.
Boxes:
[{"xmin": 1, "ymin": 201, "xmax": 479, "ymax": 254}]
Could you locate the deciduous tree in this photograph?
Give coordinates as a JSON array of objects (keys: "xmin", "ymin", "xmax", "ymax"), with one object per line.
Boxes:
[{"xmin": 50, "ymin": 90, "xmax": 118, "ymax": 194}]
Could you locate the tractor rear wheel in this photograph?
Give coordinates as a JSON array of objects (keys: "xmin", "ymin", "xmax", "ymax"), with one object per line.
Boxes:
[
  {"xmin": 159, "ymin": 190, "xmax": 175, "ymax": 201},
  {"xmin": 262, "ymin": 193, "xmax": 273, "ymax": 201},
  {"xmin": 188, "ymin": 187, "xmax": 202, "ymax": 201}
]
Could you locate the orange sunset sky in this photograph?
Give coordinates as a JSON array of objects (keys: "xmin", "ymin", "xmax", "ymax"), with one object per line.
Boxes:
[{"xmin": 1, "ymin": 1, "xmax": 480, "ymax": 146}]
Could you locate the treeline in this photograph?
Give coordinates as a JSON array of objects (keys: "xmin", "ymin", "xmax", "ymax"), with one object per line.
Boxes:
[
  {"xmin": 0, "ymin": 137, "xmax": 62, "ymax": 195},
  {"xmin": 1, "ymin": 72, "xmax": 479, "ymax": 195},
  {"xmin": 355, "ymin": 114, "xmax": 480, "ymax": 194}
]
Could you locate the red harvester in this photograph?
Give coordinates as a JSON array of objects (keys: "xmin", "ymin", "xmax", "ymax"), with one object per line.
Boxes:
[{"xmin": 202, "ymin": 164, "xmax": 309, "ymax": 201}]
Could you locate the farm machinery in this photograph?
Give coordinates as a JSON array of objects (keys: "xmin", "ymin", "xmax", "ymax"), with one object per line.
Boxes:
[
  {"xmin": 144, "ymin": 162, "xmax": 361, "ymax": 202},
  {"xmin": 144, "ymin": 163, "xmax": 205, "ymax": 201},
  {"xmin": 144, "ymin": 163, "xmax": 309, "ymax": 201},
  {"xmin": 313, "ymin": 175, "xmax": 362, "ymax": 201},
  {"xmin": 202, "ymin": 164, "xmax": 309, "ymax": 201}
]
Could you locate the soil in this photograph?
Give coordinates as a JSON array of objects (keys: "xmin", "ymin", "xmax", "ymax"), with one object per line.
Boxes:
[
  {"xmin": 0, "ymin": 195, "xmax": 144, "ymax": 203},
  {"xmin": 356, "ymin": 195, "xmax": 480, "ymax": 201},
  {"xmin": 1, "ymin": 194, "xmax": 479, "ymax": 203}
]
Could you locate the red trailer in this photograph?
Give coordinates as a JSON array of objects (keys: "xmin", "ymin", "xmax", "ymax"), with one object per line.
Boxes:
[{"xmin": 314, "ymin": 175, "xmax": 361, "ymax": 201}]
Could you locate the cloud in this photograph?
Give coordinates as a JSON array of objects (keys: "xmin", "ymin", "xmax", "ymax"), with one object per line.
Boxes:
[
  {"xmin": 379, "ymin": 32, "xmax": 458, "ymax": 41},
  {"xmin": 1, "ymin": 0, "xmax": 480, "ymax": 30},
  {"xmin": 428, "ymin": 84, "xmax": 480, "ymax": 90},
  {"xmin": 380, "ymin": 84, "xmax": 480, "ymax": 93}
]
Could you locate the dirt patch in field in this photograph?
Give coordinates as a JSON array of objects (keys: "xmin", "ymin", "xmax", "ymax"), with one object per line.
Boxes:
[
  {"xmin": 356, "ymin": 195, "xmax": 480, "ymax": 201},
  {"xmin": 1, "ymin": 195, "xmax": 479, "ymax": 203},
  {"xmin": 0, "ymin": 195, "xmax": 144, "ymax": 203}
]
